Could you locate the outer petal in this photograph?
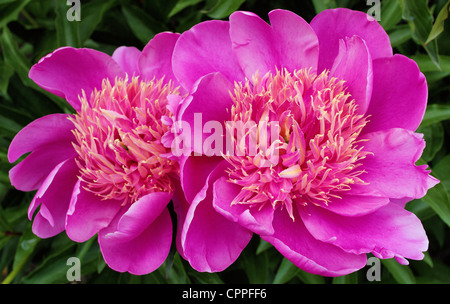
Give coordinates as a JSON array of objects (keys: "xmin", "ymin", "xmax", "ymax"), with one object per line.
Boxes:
[
  {"xmin": 98, "ymin": 192, "xmax": 173, "ymax": 275},
  {"xmin": 301, "ymin": 203, "xmax": 429, "ymax": 262},
  {"xmin": 172, "ymin": 184, "xmax": 190, "ymax": 261},
  {"xmin": 9, "ymin": 142, "xmax": 76, "ymax": 191},
  {"xmin": 29, "ymin": 47, "xmax": 124, "ymax": 111},
  {"xmin": 178, "ymin": 72, "xmax": 234, "ymax": 155},
  {"xmin": 212, "ymin": 177, "xmax": 275, "ymax": 235},
  {"xmin": 112, "ymin": 46, "xmax": 141, "ymax": 77},
  {"xmin": 99, "ymin": 208, "xmax": 172, "ymax": 275},
  {"xmin": 352, "ymin": 128, "xmax": 439, "ymax": 198},
  {"xmin": 262, "ymin": 208, "xmax": 367, "ymax": 276},
  {"xmin": 65, "ymin": 180, "xmax": 123, "ymax": 242},
  {"xmin": 310, "ymin": 8, "xmax": 392, "ymax": 71},
  {"xmin": 8, "ymin": 113, "xmax": 74, "ymax": 163},
  {"xmin": 268, "ymin": 9, "xmax": 319, "ymax": 73},
  {"xmin": 181, "ymin": 160, "xmax": 252, "ymax": 272},
  {"xmin": 324, "ymin": 194, "xmax": 390, "ymax": 217},
  {"xmin": 330, "ymin": 35, "xmax": 373, "ymax": 114},
  {"xmin": 181, "ymin": 155, "xmax": 223, "ymax": 203},
  {"xmin": 139, "ymin": 32, "xmax": 180, "ymax": 85},
  {"xmin": 30, "ymin": 159, "xmax": 79, "ymax": 238},
  {"xmin": 363, "ymin": 55, "xmax": 428, "ymax": 133},
  {"xmin": 173, "ymin": 20, "xmax": 245, "ymax": 90}
]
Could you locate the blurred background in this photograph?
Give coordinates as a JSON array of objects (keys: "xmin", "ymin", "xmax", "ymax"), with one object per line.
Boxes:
[{"xmin": 0, "ymin": 0, "xmax": 449, "ymax": 284}]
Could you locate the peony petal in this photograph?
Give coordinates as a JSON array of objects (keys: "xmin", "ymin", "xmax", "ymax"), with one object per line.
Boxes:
[
  {"xmin": 213, "ymin": 177, "xmax": 275, "ymax": 235},
  {"xmin": 325, "ymin": 194, "xmax": 390, "ymax": 217},
  {"xmin": 30, "ymin": 158, "xmax": 79, "ymax": 238},
  {"xmin": 301, "ymin": 202, "xmax": 429, "ymax": 262},
  {"xmin": 173, "ymin": 20, "xmax": 245, "ymax": 90},
  {"xmin": 178, "ymin": 72, "xmax": 234, "ymax": 155},
  {"xmin": 268, "ymin": 9, "xmax": 319, "ymax": 73},
  {"xmin": 181, "ymin": 155, "xmax": 224, "ymax": 203},
  {"xmin": 330, "ymin": 35, "xmax": 373, "ymax": 114},
  {"xmin": 229, "ymin": 11, "xmax": 277, "ymax": 79},
  {"xmin": 181, "ymin": 159, "xmax": 252, "ymax": 272},
  {"xmin": 172, "ymin": 185, "xmax": 190, "ymax": 261},
  {"xmin": 9, "ymin": 142, "xmax": 77, "ymax": 191},
  {"xmin": 262, "ymin": 208, "xmax": 367, "ymax": 276},
  {"xmin": 363, "ymin": 55, "xmax": 428, "ymax": 133},
  {"xmin": 112, "ymin": 46, "xmax": 141, "ymax": 77},
  {"xmin": 352, "ymin": 128, "xmax": 439, "ymax": 199},
  {"xmin": 139, "ymin": 32, "xmax": 180, "ymax": 85},
  {"xmin": 310, "ymin": 8, "xmax": 392, "ymax": 71},
  {"xmin": 8, "ymin": 113, "xmax": 75, "ymax": 163},
  {"xmin": 29, "ymin": 47, "xmax": 125, "ymax": 111},
  {"xmin": 65, "ymin": 180, "xmax": 123, "ymax": 242},
  {"xmin": 98, "ymin": 207, "xmax": 172, "ymax": 275}
]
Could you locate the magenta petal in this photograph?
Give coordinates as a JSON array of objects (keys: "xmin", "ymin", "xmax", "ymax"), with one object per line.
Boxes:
[
  {"xmin": 99, "ymin": 207, "xmax": 172, "ymax": 275},
  {"xmin": 353, "ymin": 128, "xmax": 439, "ymax": 199},
  {"xmin": 330, "ymin": 35, "xmax": 373, "ymax": 114},
  {"xmin": 268, "ymin": 9, "xmax": 319, "ymax": 73},
  {"xmin": 139, "ymin": 32, "xmax": 180, "ymax": 85},
  {"xmin": 65, "ymin": 180, "xmax": 122, "ymax": 242},
  {"xmin": 29, "ymin": 47, "xmax": 124, "ymax": 111},
  {"xmin": 229, "ymin": 11, "xmax": 277, "ymax": 79},
  {"xmin": 363, "ymin": 55, "xmax": 428, "ymax": 133},
  {"xmin": 301, "ymin": 203, "xmax": 428, "ymax": 262},
  {"xmin": 262, "ymin": 209, "xmax": 367, "ymax": 276},
  {"xmin": 179, "ymin": 72, "xmax": 234, "ymax": 155},
  {"xmin": 112, "ymin": 46, "xmax": 141, "ymax": 77},
  {"xmin": 213, "ymin": 177, "xmax": 274, "ymax": 235},
  {"xmin": 181, "ymin": 160, "xmax": 252, "ymax": 272},
  {"xmin": 325, "ymin": 194, "xmax": 390, "ymax": 217},
  {"xmin": 8, "ymin": 114, "xmax": 74, "ymax": 163},
  {"xmin": 172, "ymin": 185, "xmax": 190, "ymax": 261},
  {"xmin": 30, "ymin": 159, "xmax": 79, "ymax": 238},
  {"xmin": 181, "ymin": 155, "xmax": 224, "ymax": 203},
  {"xmin": 9, "ymin": 142, "xmax": 77, "ymax": 191},
  {"xmin": 173, "ymin": 20, "xmax": 245, "ymax": 90},
  {"xmin": 310, "ymin": 8, "xmax": 392, "ymax": 71}
]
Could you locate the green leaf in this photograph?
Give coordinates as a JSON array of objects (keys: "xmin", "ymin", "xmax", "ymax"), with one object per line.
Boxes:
[
  {"xmin": 204, "ymin": 0, "xmax": 245, "ymax": 19},
  {"xmin": 380, "ymin": 0, "xmax": 403, "ymax": 31},
  {"xmin": 332, "ymin": 272, "xmax": 358, "ymax": 284},
  {"xmin": 54, "ymin": 0, "xmax": 81, "ymax": 48},
  {"xmin": 0, "ymin": 58, "xmax": 14, "ymax": 94},
  {"xmin": 169, "ymin": 0, "xmax": 203, "ymax": 17},
  {"xmin": 417, "ymin": 122, "xmax": 444, "ymax": 162},
  {"xmin": 121, "ymin": 5, "xmax": 164, "ymax": 44},
  {"xmin": 0, "ymin": 0, "xmax": 31, "ymax": 28},
  {"xmin": 401, "ymin": 0, "xmax": 440, "ymax": 68},
  {"xmin": 425, "ymin": 0, "xmax": 450, "ymax": 44},
  {"xmin": 381, "ymin": 258, "xmax": 415, "ymax": 284},
  {"xmin": 312, "ymin": 0, "xmax": 337, "ymax": 14},
  {"xmin": 432, "ymin": 154, "xmax": 450, "ymax": 191},
  {"xmin": 273, "ymin": 258, "xmax": 299, "ymax": 284},
  {"xmin": 419, "ymin": 104, "xmax": 450, "ymax": 127},
  {"xmin": 78, "ymin": 0, "xmax": 118, "ymax": 43},
  {"xmin": 421, "ymin": 179, "xmax": 450, "ymax": 228}
]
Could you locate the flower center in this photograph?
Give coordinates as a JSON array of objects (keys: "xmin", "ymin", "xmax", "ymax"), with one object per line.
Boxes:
[
  {"xmin": 71, "ymin": 76, "xmax": 179, "ymax": 205},
  {"xmin": 224, "ymin": 68, "xmax": 370, "ymax": 219}
]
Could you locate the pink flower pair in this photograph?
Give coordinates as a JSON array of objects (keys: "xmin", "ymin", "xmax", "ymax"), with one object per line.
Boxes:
[{"xmin": 9, "ymin": 8, "xmax": 438, "ymax": 276}]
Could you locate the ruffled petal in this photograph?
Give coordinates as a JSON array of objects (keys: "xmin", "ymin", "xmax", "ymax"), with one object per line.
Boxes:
[
  {"xmin": 139, "ymin": 32, "xmax": 180, "ymax": 85},
  {"xmin": 212, "ymin": 177, "xmax": 275, "ymax": 235},
  {"xmin": 301, "ymin": 203, "xmax": 429, "ymax": 262},
  {"xmin": 262, "ymin": 208, "xmax": 367, "ymax": 276},
  {"xmin": 352, "ymin": 128, "xmax": 439, "ymax": 199},
  {"xmin": 363, "ymin": 55, "xmax": 428, "ymax": 133},
  {"xmin": 173, "ymin": 20, "xmax": 245, "ymax": 90},
  {"xmin": 310, "ymin": 8, "xmax": 392, "ymax": 71},
  {"xmin": 180, "ymin": 160, "xmax": 252, "ymax": 272},
  {"xmin": 330, "ymin": 35, "xmax": 373, "ymax": 114},
  {"xmin": 29, "ymin": 158, "xmax": 79, "ymax": 238},
  {"xmin": 29, "ymin": 47, "xmax": 124, "ymax": 111},
  {"xmin": 98, "ymin": 207, "xmax": 172, "ymax": 275},
  {"xmin": 112, "ymin": 46, "xmax": 141, "ymax": 77},
  {"xmin": 65, "ymin": 180, "xmax": 123, "ymax": 242},
  {"xmin": 324, "ymin": 194, "xmax": 390, "ymax": 217}
]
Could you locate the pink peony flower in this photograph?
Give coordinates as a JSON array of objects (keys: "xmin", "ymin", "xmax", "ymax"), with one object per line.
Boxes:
[
  {"xmin": 8, "ymin": 32, "xmax": 182, "ymax": 275},
  {"xmin": 170, "ymin": 8, "xmax": 439, "ymax": 275}
]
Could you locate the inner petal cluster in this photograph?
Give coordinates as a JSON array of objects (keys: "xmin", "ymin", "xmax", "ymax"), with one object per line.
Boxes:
[
  {"xmin": 71, "ymin": 76, "xmax": 179, "ymax": 205},
  {"xmin": 225, "ymin": 68, "xmax": 370, "ymax": 219}
]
